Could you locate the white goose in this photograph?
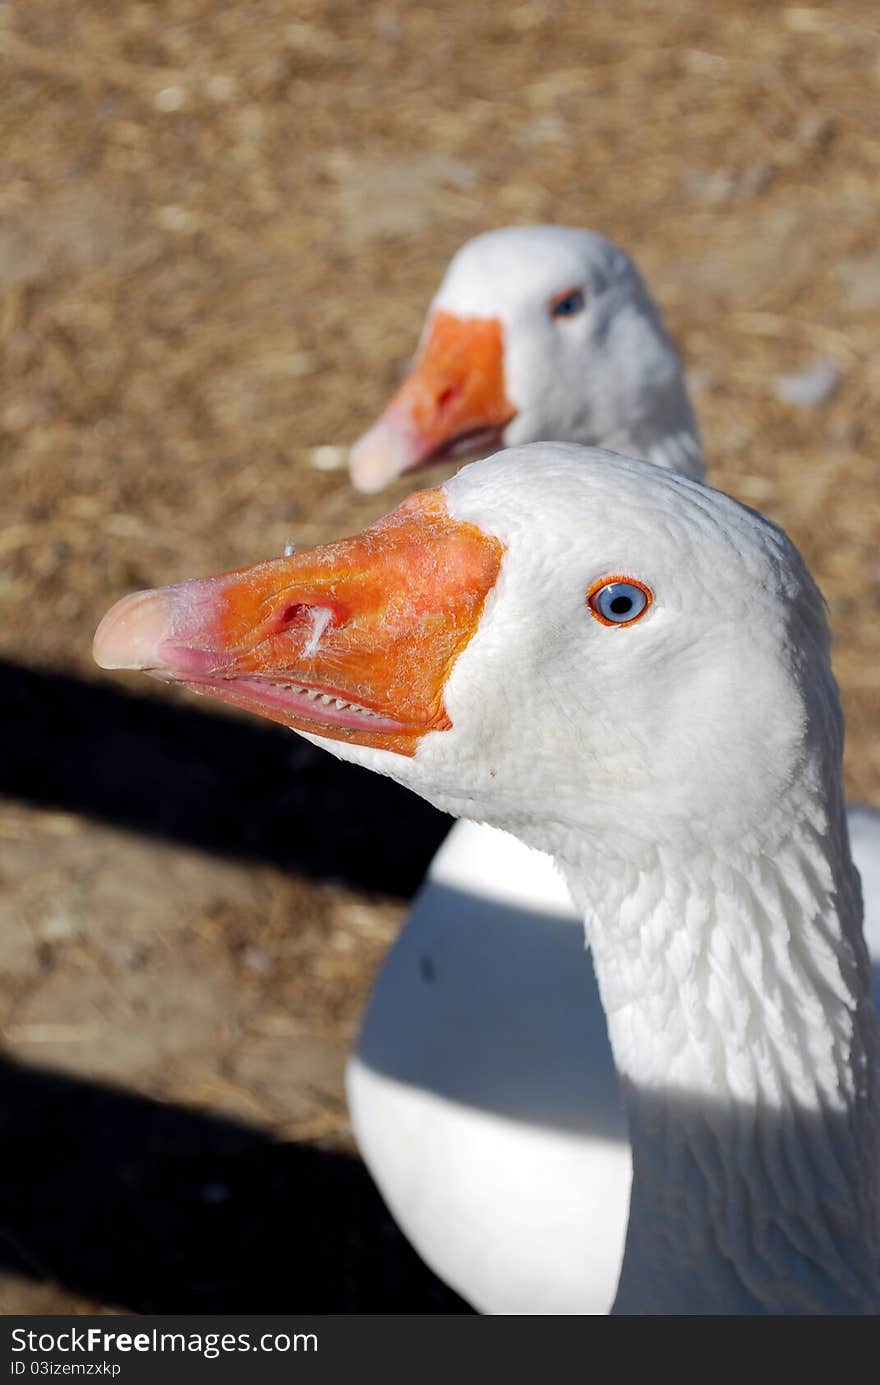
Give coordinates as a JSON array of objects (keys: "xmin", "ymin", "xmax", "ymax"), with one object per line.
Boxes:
[
  {"xmin": 94, "ymin": 446, "xmax": 880, "ymax": 1313},
  {"xmin": 349, "ymin": 225, "xmax": 705, "ymax": 493},
  {"xmin": 345, "ymin": 225, "xmax": 880, "ymax": 1311}
]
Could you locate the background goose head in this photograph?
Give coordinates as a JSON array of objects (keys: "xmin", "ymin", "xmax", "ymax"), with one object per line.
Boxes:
[
  {"xmin": 349, "ymin": 226, "xmax": 704, "ymax": 494},
  {"xmin": 94, "ymin": 444, "xmax": 833, "ymax": 873}
]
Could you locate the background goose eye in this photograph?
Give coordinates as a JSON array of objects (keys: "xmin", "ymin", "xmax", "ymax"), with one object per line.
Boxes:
[
  {"xmin": 550, "ymin": 287, "xmax": 586, "ymax": 319},
  {"xmin": 587, "ymin": 577, "xmax": 652, "ymax": 627}
]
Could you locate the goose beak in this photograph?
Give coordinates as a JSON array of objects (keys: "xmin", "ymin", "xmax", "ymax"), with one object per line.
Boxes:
[
  {"xmin": 349, "ymin": 311, "xmax": 516, "ymax": 493},
  {"xmin": 93, "ymin": 489, "xmax": 505, "ymax": 757}
]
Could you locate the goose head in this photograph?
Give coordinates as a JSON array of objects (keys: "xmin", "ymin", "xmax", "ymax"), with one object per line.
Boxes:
[
  {"xmin": 349, "ymin": 226, "xmax": 703, "ymax": 494},
  {"xmin": 94, "ymin": 444, "xmax": 828, "ymax": 868}
]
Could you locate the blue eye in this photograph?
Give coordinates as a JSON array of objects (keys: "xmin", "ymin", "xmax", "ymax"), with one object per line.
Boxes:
[
  {"xmin": 551, "ymin": 288, "xmax": 586, "ymax": 319},
  {"xmin": 588, "ymin": 578, "xmax": 651, "ymax": 626}
]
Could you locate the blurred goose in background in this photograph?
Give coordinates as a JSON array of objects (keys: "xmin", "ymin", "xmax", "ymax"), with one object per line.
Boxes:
[
  {"xmin": 345, "ymin": 225, "xmax": 880, "ymax": 1309},
  {"xmin": 94, "ymin": 446, "xmax": 880, "ymax": 1313},
  {"xmin": 349, "ymin": 225, "xmax": 704, "ymax": 493}
]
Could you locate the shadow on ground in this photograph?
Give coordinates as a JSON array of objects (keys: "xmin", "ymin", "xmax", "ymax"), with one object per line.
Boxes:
[
  {"xmin": 0, "ymin": 660, "xmax": 451, "ymax": 898},
  {"xmin": 0, "ymin": 1057, "xmax": 467, "ymax": 1312},
  {"xmin": 0, "ymin": 659, "xmax": 464, "ymax": 1309}
]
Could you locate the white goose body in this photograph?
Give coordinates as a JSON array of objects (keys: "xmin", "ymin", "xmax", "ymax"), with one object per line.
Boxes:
[
  {"xmin": 349, "ymin": 823, "xmax": 629, "ymax": 1313},
  {"xmin": 347, "ymin": 227, "xmax": 880, "ymax": 1312},
  {"xmin": 94, "ymin": 446, "xmax": 880, "ymax": 1313},
  {"xmin": 351, "ymin": 816, "xmax": 880, "ymax": 1313}
]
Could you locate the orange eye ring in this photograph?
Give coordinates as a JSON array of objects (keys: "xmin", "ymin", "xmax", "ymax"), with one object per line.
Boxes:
[
  {"xmin": 586, "ymin": 575, "xmax": 653, "ymax": 628},
  {"xmin": 550, "ymin": 285, "xmax": 587, "ymax": 319}
]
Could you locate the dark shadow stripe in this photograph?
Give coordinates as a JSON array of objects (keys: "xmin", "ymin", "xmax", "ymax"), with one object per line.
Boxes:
[
  {"xmin": 0, "ymin": 1057, "xmax": 468, "ymax": 1312},
  {"xmin": 0, "ymin": 659, "xmax": 451, "ymax": 898}
]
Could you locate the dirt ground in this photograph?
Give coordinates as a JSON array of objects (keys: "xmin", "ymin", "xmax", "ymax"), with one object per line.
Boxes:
[{"xmin": 0, "ymin": 0, "xmax": 878, "ymax": 1312}]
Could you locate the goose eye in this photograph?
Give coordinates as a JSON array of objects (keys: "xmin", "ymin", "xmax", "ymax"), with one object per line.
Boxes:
[
  {"xmin": 550, "ymin": 287, "xmax": 586, "ymax": 319},
  {"xmin": 587, "ymin": 577, "xmax": 652, "ymax": 627}
]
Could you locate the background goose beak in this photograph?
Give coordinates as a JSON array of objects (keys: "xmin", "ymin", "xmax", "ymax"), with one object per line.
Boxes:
[
  {"xmin": 94, "ymin": 489, "xmax": 505, "ymax": 757},
  {"xmin": 349, "ymin": 311, "xmax": 516, "ymax": 493}
]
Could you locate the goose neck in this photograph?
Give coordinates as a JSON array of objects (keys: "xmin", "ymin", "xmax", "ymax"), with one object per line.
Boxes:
[{"xmin": 561, "ymin": 822, "xmax": 880, "ymax": 1314}]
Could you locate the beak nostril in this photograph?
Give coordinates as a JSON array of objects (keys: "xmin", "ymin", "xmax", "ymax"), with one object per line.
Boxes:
[
  {"xmin": 280, "ymin": 603, "xmax": 309, "ymax": 627},
  {"xmin": 276, "ymin": 603, "xmax": 341, "ymax": 653},
  {"xmin": 436, "ymin": 383, "xmax": 461, "ymax": 413}
]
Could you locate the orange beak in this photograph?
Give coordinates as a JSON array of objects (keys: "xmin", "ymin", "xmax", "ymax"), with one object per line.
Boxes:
[
  {"xmin": 93, "ymin": 490, "xmax": 505, "ymax": 758},
  {"xmin": 349, "ymin": 310, "xmax": 516, "ymax": 493}
]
